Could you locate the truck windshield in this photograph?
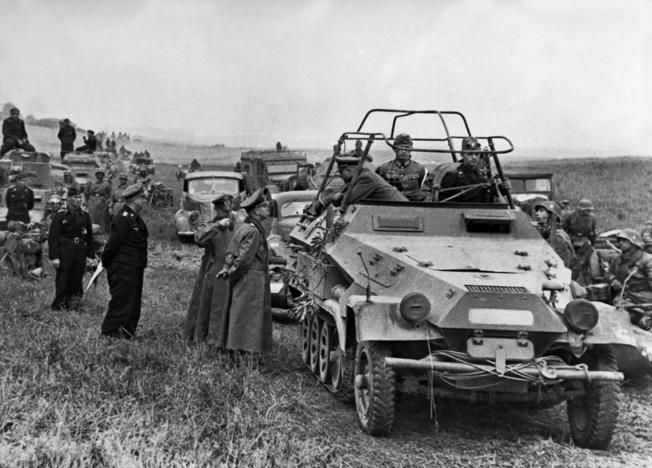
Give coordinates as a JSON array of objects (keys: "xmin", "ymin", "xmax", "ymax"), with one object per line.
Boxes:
[{"xmin": 188, "ymin": 178, "xmax": 239, "ymax": 201}]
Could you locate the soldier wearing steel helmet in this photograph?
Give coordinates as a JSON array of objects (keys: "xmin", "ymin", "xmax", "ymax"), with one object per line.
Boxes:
[
  {"xmin": 607, "ymin": 229, "xmax": 652, "ymax": 330},
  {"xmin": 534, "ymin": 200, "xmax": 576, "ymax": 270},
  {"xmin": 111, "ymin": 172, "xmax": 130, "ymax": 217},
  {"xmin": 375, "ymin": 133, "xmax": 428, "ymax": 201},
  {"xmin": 562, "ymin": 198, "xmax": 597, "ymax": 248},
  {"xmin": 41, "ymin": 194, "xmax": 63, "ymax": 231}
]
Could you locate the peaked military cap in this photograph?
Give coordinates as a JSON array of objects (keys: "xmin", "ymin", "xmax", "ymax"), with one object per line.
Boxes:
[
  {"xmin": 240, "ymin": 189, "xmax": 268, "ymax": 210},
  {"xmin": 87, "ymin": 130, "xmax": 95, "ymax": 135},
  {"xmin": 461, "ymin": 137, "xmax": 481, "ymax": 151},
  {"xmin": 122, "ymin": 182, "xmax": 146, "ymax": 200},
  {"xmin": 212, "ymin": 193, "xmax": 234, "ymax": 207},
  {"xmin": 335, "ymin": 155, "xmax": 361, "ymax": 168},
  {"xmin": 67, "ymin": 187, "xmax": 82, "ymax": 197}
]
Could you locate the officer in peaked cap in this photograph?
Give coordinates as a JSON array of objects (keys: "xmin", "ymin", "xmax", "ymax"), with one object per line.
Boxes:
[
  {"xmin": 48, "ymin": 185, "xmax": 95, "ymax": 310},
  {"xmin": 101, "ymin": 182, "xmax": 149, "ymax": 339},
  {"xmin": 376, "ymin": 133, "xmax": 427, "ymax": 201},
  {"xmin": 608, "ymin": 228, "xmax": 652, "ymax": 330},
  {"xmin": 439, "ymin": 136, "xmax": 510, "ymax": 203},
  {"xmin": 185, "ymin": 192, "xmax": 239, "ymax": 344},
  {"xmin": 5, "ymin": 171, "xmax": 34, "ymax": 223},
  {"xmin": 85, "ymin": 166, "xmax": 112, "ymax": 233},
  {"xmin": 216, "ymin": 187, "xmax": 272, "ymax": 355}
]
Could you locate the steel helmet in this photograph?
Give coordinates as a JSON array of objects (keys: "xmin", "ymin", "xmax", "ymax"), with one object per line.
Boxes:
[
  {"xmin": 48, "ymin": 194, "xmax": 62, "ymax": 205},
  {"xmin": 534, "ymin": 200, "xmax": 561, "ymax": 216},
  {"xmin": 577, "ymin": 199, "xmax": 594, "ymax": 211},
  {"xmin": 616, "ymin": 228, "xmax": 643, "ymax": 249}
]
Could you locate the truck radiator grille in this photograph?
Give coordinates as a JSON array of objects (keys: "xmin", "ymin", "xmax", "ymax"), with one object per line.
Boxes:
[{"xmin": 465, "ymin": 285, "xmax": 529, "ymax": 294}]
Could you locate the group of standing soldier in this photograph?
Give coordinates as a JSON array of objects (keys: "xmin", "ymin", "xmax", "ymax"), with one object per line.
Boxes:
[{"xmin": 184, "ymin": 189, "xmax": 272, "ymax": 358}]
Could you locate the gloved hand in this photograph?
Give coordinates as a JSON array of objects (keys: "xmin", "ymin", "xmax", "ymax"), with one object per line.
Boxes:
[
  {"xmin": 501, "ymin": 178, "xmax": 512, "ymax": 191},
  {"xmin": 52, "ymin": 259, "xmax": 60, "ymax": 269},
  {"xmin": 218, "ymin": 218, "xmax": 232, "ymax": 228}
]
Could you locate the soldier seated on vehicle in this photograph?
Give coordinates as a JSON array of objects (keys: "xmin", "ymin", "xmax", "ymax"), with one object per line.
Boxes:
[
  {"xmin": 607, "ymin": 229, "xmax": 652, "ymax": 330},
  {"xmin": 534, "ymin": 201, "xmax": 576, "ymax": 270},
  {"xmin": 1, "ymin": 107, "xmax": 36, "ymax": 157},
  {"xmin": 375, "ymin": 133, "xmax": 427, "ymax": 202},
  {"xmin": 190, "ymin": 158, "xmax": 202, "ymax": 172},
  {"xmin": 75, "ymin": 130, "xmax": 97, "ymax": 154},
  {"xmin": 305, "ymin": 155, "xmax": 407, "ymax": 218}
]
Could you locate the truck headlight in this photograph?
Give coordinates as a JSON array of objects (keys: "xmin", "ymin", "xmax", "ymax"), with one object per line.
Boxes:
[
  {"xmin": 188, "ymin": 211, "xmax": 200, "ymax": 225},
  {"xmin": 563, "ymin": 299, "xmax": 599, "ymax": 332},
  {"xmin": 399, "ymin": 293, "xmax": 431, "ymax": 324}
]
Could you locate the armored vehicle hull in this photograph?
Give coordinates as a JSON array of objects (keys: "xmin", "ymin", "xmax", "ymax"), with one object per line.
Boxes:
[{"xmin": 288, "ymin": 109, "xmax": 638, "ymax": 449}]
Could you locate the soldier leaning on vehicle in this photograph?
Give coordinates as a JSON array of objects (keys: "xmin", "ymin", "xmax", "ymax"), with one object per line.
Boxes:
[
  {"xmin": 375, "ymin": 133, "xmax": 427, "ymax": 201},
  {"xmin": 607, "ymin": 229, "xmax": 652, "ymax": 330}
]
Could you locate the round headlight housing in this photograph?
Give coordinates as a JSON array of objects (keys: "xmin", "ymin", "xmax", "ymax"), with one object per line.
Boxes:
[
  {"xmin": 563, "ymin": 299, "xmax": 599, "ymax": 333},
  {"xmin": 188, "ymin": 211, "xmax": 200, "ymax": 225},
  {"xmin": 399, "ymin": 293, "xmax": 431, "ymax": 324}
]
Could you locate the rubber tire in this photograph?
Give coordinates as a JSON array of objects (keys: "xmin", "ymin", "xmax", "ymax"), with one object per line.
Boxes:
[
  {"xmin": 354, "ymin": 341, "xmax": 395, "ymax": 437},
  {"xmin": 309, "ymin": 314, "xmax": 320, "ymax": 375},
  {"xmin": 567, "ymin": 346, "xmax": 620, "ymax": 450},
  {"xmin": 318, "ymin": 321, "xmax": 333, "ymax": 383},
  {"xmin": 300, "ymin": 315, "xmax": 310, "ymax": 365}
]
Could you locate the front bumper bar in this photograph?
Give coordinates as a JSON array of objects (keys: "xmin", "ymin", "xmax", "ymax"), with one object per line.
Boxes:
[{"xmin": 384, "ymin": 357, "xmax": 624, "ymax": 382}]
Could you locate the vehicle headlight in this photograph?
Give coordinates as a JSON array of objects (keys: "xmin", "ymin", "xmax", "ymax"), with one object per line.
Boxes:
[
  {"xmin": 188, "ymin": 211, "xmax": 200, "ymax": 225},
  {"xmin": 563, "ymin": 299, "xmax": 599, "ymax": 333},
  {"xmin": 399, "ymin": 293, "xmax": 431, "ymax": 324}
]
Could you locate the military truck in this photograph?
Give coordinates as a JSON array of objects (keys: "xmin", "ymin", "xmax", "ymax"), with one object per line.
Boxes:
[
  {"xmin": 289, "ymin": 109, "xmax": 637, "ymax": 449},
  {"xmin": 240, "ymin": 146, "xmax": 307, "ymax": 192},
  {"xmin": 130, "ymin": 153, "xmax": 155, "ymax": 175}
]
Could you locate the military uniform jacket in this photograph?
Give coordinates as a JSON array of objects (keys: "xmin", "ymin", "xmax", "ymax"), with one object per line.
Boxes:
[
  {"xmin": 547, "ymin": 228, "xmax": 576, "ymax": 270},
  {"xmin": 323, "ymin": 167, "xmax": 408, "ymax": 207},
  {"xmin": 102, "ymin": 205, "xmax": 148, "ymax": 267},
  {"xmin": 2, "ymin": 117, "xmax": 28, "ymax": 141},
  {"xmin": 562, "ymin": 211, "xmax": 597, "ymax": 245},
  {"xmin": 440, "ymin": 162, "xmax": 492, "ymax": 203},
  {"xmin": 607, "ymin": 248, "xmax": 652, "ymax": 304},
  {"xmin": 85, "ymin": 179, "xmax": 112, "ymax": 200},
  {"xmin": 6, "ymin": 184, "xmax": 34, "ymax": 214},
  {"xmin": 57, "ymin": 124, "xmax": 76, "ymax": 143},
  {"xmin": 48, "ymin": 208, "xmax": 95, "ymax": 260},
  {"xmin": 375, "ymin": 159, "xmax": 427, "ymax": 201}
]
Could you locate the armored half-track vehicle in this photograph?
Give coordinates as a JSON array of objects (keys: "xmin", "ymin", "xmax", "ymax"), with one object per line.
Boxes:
[{"xmin": 289, "ymin": 109, "xmax": 638, "ymax": 449}]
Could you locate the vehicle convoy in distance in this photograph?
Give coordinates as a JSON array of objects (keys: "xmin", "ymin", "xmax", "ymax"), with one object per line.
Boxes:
[
  {"xmin": 289, "ymin": 109, "xmax": 637, "ymax": 449},
  {"xmin": 174, "ymin": 171, "xmax": 247, "ymax": 240},
  {"xmin": 241, "ymin": 146, "xmax": 307, "ymax": 192}
]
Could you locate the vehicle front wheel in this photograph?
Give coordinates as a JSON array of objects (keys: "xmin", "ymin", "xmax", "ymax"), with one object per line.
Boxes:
[
  {"xmin": 354, "ymin": 341, "xmax": 395, "ymax": 437},
  {"xmin": 567, "ymin": 346, "xmax": 621, "ymax": 450}
]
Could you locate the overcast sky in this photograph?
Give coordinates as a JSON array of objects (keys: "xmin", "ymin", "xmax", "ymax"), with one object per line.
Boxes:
[{"xmin": 1, "ymin": 0, "xmax": 650, "ymax": 153}]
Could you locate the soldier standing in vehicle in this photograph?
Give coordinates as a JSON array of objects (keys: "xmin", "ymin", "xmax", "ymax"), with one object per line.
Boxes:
[
  {"xmin": 439, "ymin": 137, "xmax": 511, "ymax": 203},
  {"xmin": 184, "ymin": 193, "xmax": 238, "ymax": 344},
  {"xmin": 376, "ymin": 133, "xmax": 427, "ymax": 201},
  {"xmin": 57, "ymin": 118, "xmax": 76, "ymax": 158},
  {"xmin": 562, "ymin": 199, "xmax": 597, "ymax": 248},
  {"xmin": 85, "ymin": 169, "xmax": 112, "ymax": 232},
  {"xmin": 48, "ymin": 187, "xmax": 95, "ymax": 311},
  {"xmin": 5, "ymin": 172, "xmax": 34, "ymax": 223},
  {"xmin": 216, "ymin": 189, "xmax": 272, "ymax": 357},
  {"xmin": 534, "ymin": 200, "xmax": 576, "ymax": 270},
  {"xmin": 101, "ymin": 183, "xmax": 149, "ymax": 339},
  {"xmin": 1, "ymin": 108, "xmax": 35, "ymax": 156},
  {"xmin": 111, "ymin": 173, "xmax": 129, "ymax": 217},
  {"xmin": 607, "ymin": 229, "xmax": 652, "ymax": 330}
]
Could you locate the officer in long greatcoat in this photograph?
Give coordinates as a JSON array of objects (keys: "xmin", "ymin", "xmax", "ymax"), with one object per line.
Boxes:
[
  {"xmin": 48, "ymin": 187, "xmax": 95, "ymax": 310},
  {"xmin": 375, "ymin": 133, "xmax": 427, "ymax": 201},
  {"xmin": 101, "ymin": 183, "xmax": 149, "ymax": 339},
  {"xmin": 5, "ymin": 172, "xmax": 35, "ymax": 223},
  {"xmin": 217, "ymin": 189, "xmax": 272, "ymax": 354},
  {"xmin": 85, "ymin": 169, "xmax": 112, "ymax": 232},
  {"xmin": 184, "ymin": 193, "xmax": 239, "ymax": 344}
]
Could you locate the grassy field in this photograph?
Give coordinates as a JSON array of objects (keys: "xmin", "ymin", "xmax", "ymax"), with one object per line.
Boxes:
[{"xmin": 2, "ymin": 127, "xmax": 652, "ymax": 467}]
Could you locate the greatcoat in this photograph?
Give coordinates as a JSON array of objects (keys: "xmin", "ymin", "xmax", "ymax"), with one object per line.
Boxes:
[{"xmin": 217, "ymin": 216, "xmax": 272, "ymax": 353}]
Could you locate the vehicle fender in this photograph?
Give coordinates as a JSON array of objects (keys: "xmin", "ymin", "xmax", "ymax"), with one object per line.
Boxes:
[
  {"xmin": 174, "ymin": 209, "xmax": 190, "ymax": 232},
  {"xmin": 347, "ymin": 295, "xmax": 443, "ymax": 343},
  {"xmin": 556, "ymin": 302, "xmax": 638, "ymax": 349}
]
